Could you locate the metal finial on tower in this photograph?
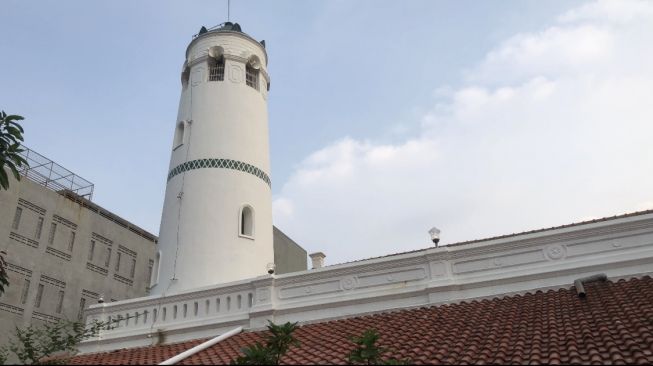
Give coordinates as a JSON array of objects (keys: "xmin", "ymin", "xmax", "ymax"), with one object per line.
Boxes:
[{"xmin": 227, "ymin": 0, "xmax": 230, "ymax": 22}]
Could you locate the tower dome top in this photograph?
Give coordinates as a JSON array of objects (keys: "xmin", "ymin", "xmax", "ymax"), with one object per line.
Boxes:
[
  {"xmin": 196, "ymin": 22, "xmax": 243, "ymax": 37},
  {"xmin": 187, "ymin": 21, "xmax": 268, "ymax": 65},
  {"xmin": 193, "ymin": 22, "xmax": 265, "ymax": 47}
]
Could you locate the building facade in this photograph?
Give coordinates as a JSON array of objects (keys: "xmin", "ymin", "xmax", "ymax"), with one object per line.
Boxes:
[
  {"xmin": 79, "ymin": 209, "xmax": 653, "ymax": 356},
  {"xmin": 0, "ymin": 148, "xmax": 158, "ymax": 346}
]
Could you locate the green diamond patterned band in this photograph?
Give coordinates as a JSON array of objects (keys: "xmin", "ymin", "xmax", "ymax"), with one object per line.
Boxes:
[{"xmin": 167, "ymin": 158, "xmax": 271, "ymax": 187}]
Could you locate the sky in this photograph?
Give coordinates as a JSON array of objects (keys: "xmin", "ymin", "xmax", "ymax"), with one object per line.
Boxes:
[{"xmin": 2, "ymin": 0, "xmax": 652, "ymax": 265}]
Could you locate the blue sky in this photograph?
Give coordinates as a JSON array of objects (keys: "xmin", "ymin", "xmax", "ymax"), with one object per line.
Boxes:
[{"xmin": 2, "ymin": 0, "xmax": 652, "ymax": 264}]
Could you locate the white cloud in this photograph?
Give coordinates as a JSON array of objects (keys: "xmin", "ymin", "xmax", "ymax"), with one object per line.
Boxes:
[
  {"xmin": 274, "ymin": 0, "xmax": 653, "ymax": 265},
  {"xmin": 558, "ymin": 0, "xmax": 653, "ymax": 24}
]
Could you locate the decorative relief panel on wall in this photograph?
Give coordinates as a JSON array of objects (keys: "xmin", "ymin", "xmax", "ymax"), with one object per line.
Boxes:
[
  {"xmin": 0, "ymin": 302, "xmax": 24, "ymax": 316},
  {"xmin": 453, "ymin": 249, "xmax": 546, "ymax": 274},
  {"xmin": 429, "ymin": 261, "xmax": 447, "ymax": 277},
  {"xmin": 18, "ymin": 198, "xmax": 46, "ymax": 216},
  {"xmin": 32, "ymin": 311, "xmax": 60, "ymax": 324},
  {"xmin": 114, "ymin": 274, "xmax": 134, "ymax": 287},
  {"xmin": 229, "ymin": 64, "xmax": 243, "ymax": 83},
  {"xmin": 53, "ymin": 215, "xmax": 77, "ymax": 230},
  {"xmin": 340, "ymin": 276, "xmax": 359, "ymax": 291},
  {"xmin": 46, "ymin": 246, "xmax": 72, "ymax": 261},
  {"xmin": 545, "ymin": 244, "xmax": 567, "ymax": 260},
  {"xmin": 86, "ymin": 262, "xmax": 108, "ymax": 276},
  {"xmin": 565, "ymin": 235, "xmax": 650, "ymax": 258},
  {"xmin": 6, "ymin": 262, "xmax": 32, "ymax": 278},
  {"xmin": 10, "ymin": 232, "xmax": 39, "ymax": 248},
  {"xmin": 92, "ymin": 233, "xmax": 113, "ymax": 246},
  {"xmin": 357, "ymin": 268, "xmax": 427, "ymax": 289},
  {"xmin": 279, "ymin": 280, "xmax": 341, "ymax": 299},
  {"xmin": 255, "ymin": 288, "xmax": 270, "ymax": 304},
  {"xmin": 82, "ymin": 289, "xmax": 100, "ymax": 301},
  {"xmin": 40, "ymin": 274, "xmax": 66, "ymax": 289},
  {"xmin": 191, "ymin": 68, "xmax": 204, "ymax": 87}
]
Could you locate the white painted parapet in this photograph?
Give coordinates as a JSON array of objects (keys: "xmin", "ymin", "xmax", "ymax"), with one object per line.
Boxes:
[{"xmin": 79, "ymin": 211, "xmax": 653, "ymax": 354}]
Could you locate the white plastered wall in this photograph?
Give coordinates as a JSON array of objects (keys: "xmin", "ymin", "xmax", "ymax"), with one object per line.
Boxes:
[{"xmin": 153, "ymin": 31, "xmax": 273, "ymax": 295}]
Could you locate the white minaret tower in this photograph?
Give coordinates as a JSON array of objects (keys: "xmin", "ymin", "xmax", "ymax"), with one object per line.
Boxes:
[{"xmin": 152, "ymin": 23, "xmax": 273, "ymax": 295}]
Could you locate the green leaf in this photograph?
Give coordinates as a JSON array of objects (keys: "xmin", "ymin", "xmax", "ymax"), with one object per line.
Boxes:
[
  {"xmin": 8, "ymin": 164, "xmax": 21, "ymax": 181},
  {"xmin": 0, "ymin": 169, "xmax": 9, "ymax": 190},
  {"xmin": 8, "ymin": 121, "xmax": 25, "ymax": 132},
  {"xmin": 4, "ymin": 115, "xmax": 24, "ymax": 122}
]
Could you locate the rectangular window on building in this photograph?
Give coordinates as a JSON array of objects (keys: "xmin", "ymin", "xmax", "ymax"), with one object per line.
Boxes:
[
  {"xmin": 34, "ymin": 217, "xmax": 44, "ymax": 239},
  {"xmin": 48, "ymin": 223, "xmax": 57, "ymax": 245},
  {"xmin": 12, "ymin": 207, "xmax": 23, "ymax": 230},
  {"xmin": 246, "ymin": 65, "xmax": 259, "ymax": 90},
  {"xmin": 208, "ymin": 57, "xmax": 225, "ymax": 81},
  {"xmin": 20, "ymin": 279, "xmax": 30, "ymax": 305},
  {"xmin": 55, "ymin": 290, "xmax": 64, "ymax": 314},
  {"xmin": 115, "ymin": 252, "xmax": 121, "ymax": 272},
  {"xmin": 68, "ymin": 232, "xmax": 76, "ymax": 251},
  {"xmin": 104, "ymin": 248, "xmax": 111, "ymax": 268},
  {"xmin": 78, "ymin": 298, "xmax": 86, "ymax": 321},
  {"xmin": 147, "ymin": 260, "xmax": 154, "ymax": 286},
  {"xmin": 34, "ymin": 284, "xmax": 44, "ymax": 308},
  {"xmin": 88, "ymin": 240, "xmax": 96, "ymax": 261},
  {"xmin": 130, "ymin": 258, "xmax": 136, "ymax": 279}
]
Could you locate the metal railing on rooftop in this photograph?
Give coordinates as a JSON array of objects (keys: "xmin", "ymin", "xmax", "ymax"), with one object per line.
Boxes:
[
  {"xmin": 18, "ymin": 146, "xmax": 94, "ymax": 200},
  {"xmin": 192, "ymin": 22, "xmax": 242, "ymax": 39}
]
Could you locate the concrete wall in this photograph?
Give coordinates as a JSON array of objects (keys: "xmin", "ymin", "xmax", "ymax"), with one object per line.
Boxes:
[
  {"xmin": 273, "ymin": 226, "xmax": 307, "ymax": 275},
  {"xmin": 0, "ymin": 172, "xmax": 157, "ymax": 347}
]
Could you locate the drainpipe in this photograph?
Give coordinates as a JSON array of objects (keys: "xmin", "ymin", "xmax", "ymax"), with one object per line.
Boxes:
[
  {"xmin": 158, "ymin": 326, "xmax": 243, "ymax": 365},
  {"xmin": 574, "ymin": 273, "xmax": 607, "ymax": 298}
]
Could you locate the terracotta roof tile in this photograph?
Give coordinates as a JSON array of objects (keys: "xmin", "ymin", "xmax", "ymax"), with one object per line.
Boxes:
[{"xmin": 71, "ymin": 276, "xmax": 653, "ymax": 365}]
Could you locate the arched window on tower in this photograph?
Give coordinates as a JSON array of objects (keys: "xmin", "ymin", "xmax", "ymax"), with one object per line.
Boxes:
[
  {"xmin": 208, "ymin": 55, "xmax": 225, "ymax": 81},
  {"xmin": 246, "ymin": 56, "xmax": 260, "ymax": 90},
  {"xmin": 173, "ymin": 121, "xmax": 185, "ymax": 149},
  {"xmin": 150, "ymin": 251, "xmax": 161, "ymax": 290},
  {"xmin": 239, "ymin": 205, "xmax": 254, "ymax": 238},
  {"xmin": 181, "ymin": 65, "xmax": 190, "ymax": 89}
]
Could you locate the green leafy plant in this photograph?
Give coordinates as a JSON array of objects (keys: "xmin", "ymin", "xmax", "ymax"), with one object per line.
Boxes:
[
  {"xmin": 0, "ymin": 111, "xmax": 28, "ymax": 190},
  {"xmin": 0, "ymin": 318, "xmax": 116, "ymax": 365},
  {"xmin": 0, "ymin": 251, "xmax": 8, "ymax": 296},
  {"xmin": 347, "ymin": 329, "xmax": 410, "ymax": 365},
  {"xmin": 231, "ymin": 321, "xmax": 300, "ymax": 365}
]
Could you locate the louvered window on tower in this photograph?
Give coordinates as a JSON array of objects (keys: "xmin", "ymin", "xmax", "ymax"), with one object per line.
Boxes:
[
  {"xmin": 246, "ymin": 64, "xmax": 259, "ymax": 90},
  {"xmin": 208, "ymin": 56, "xmax": 225, "ymax": 81}
]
